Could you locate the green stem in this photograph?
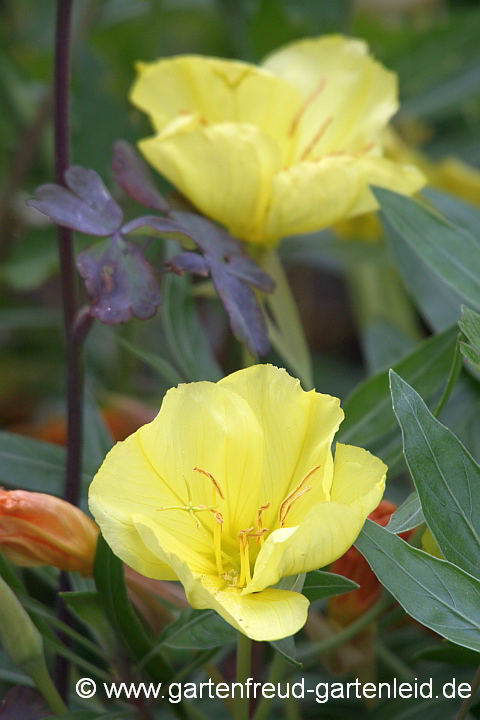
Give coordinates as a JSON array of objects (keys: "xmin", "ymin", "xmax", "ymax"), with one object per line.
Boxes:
[
  {"xmin": 251, "ymin": 652, "xmax": 285, "ymax": 720},
  {"xmin": 235, "ymin": 632, "xmax": 252, "ymax": 720},
  {"xmin": 375, "ymin": 639, "xmax": 415, "ymax": 682},
  {"xmin": 455, "ymin": 664, "xmax": 480, "ymax": 720},
  {"xmin": 28, "ymin": 659, "xmax": 68, "ymax": 715},
  {"xmin": 296, "ymin": 593, "xmax": 393, "ymax": 669},
  {"xmin": 434, "ymin": 332, "xmax": 464, "ymax": 418}
]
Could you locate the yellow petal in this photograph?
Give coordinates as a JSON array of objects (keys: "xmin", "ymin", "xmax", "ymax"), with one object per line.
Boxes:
[
  {"xmin": 262, "ymin": 35, "xmax": 398, "ymax": 157},
  {"xmin": 89, "ymin": 433, "xmax": 179, "ymax": 580},
  {"xmin": 137, "ymin": 381, "xmax": 264, "ymax": 539},
  {"xmin": 219, "ymin": 364, "xmax": 344, "ymax": 533},
  {"xmin": 130, "ymin": 55, "xmax": 300, "ymax": 153},
  {"xmin": 134, "ymin": 514, "xmax": 309, "ymax": 641},
  {"xmin": 259, "ymin": 155, "xmax": 425, "ymax": 242},
  {"xmin": 244, "ymin": 442, "xmax": 386, "ymax": 594},
  {"xmin": 422, "ymin": 528, "xmax": 444, "ymax": 559},
  {"xmin": 138, "ymin": 121, "xmax": 282, "ymax": 240}
]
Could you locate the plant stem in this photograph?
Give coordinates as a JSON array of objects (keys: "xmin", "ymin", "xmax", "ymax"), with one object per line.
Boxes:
[
  {"xmin": 375, "ymin": 639, "xmax": 415, "ymax": 682},
  {"xmin": 235, "ymin": 632, "xmax": 252, "ymax": 720},
  {"xmin": 251, "ymin": 652, "xmax": 285, "ymax": 720},
  {"xmin": 296, "ymin": 593, "xmax": 393, "ymax": 669},
  {"xmin": 54, "ymin": 0, "xmax": 90, "ymax": 700},
  {"xmin": 29, "ymin": 659, "xmax": 68, "ymax": 715},
  {"xmin": 455, "ymin": 664, "xmax": 480, "ymax": 720}
]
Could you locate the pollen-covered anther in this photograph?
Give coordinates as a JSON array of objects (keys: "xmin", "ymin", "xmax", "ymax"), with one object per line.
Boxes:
[
  {"xmin": 193, "ymin": 467, "xmax": 225, "ymax": 505},
  {"xmin": 279, "ymin": 464, "xmax": 321, "ymax": 527},
  {"xmin": 256, "ymin": 503, "xmax": 270, "ymax": 546}
]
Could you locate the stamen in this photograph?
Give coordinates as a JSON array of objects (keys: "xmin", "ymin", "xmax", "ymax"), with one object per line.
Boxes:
[
  {"xmin": 193, "ymin": 467, "xmax": 225, "ymax": 500},
  {"xmin": 279, "ymin": 464, "xmax": 321, "ymax": 527},
  {"xmin": 280, "ymin": 486, "xmax": 312, "ymax": 527},
  {"xmin": 209, "ymin": 509, "xmax": 224, "ymax": 574},
  {"xmin": 299, "ymin": 117, "xmax": 333, "ymax": 162},
  {"xmin": 237, "ymin": 528, "xmax": 253, "ymax": 587},
  {"xmin": 251, "ymin": 527, "xmax": 269, "ymax": 546},
  {"xmin": 353, "ymin": 141, "xmax": 376, "ymax": 156},
  {"xmin": 256, "ymin": 503, "xmax": 270, "ymax": 546},
  {"xmin": 289, "ymin": 79, "xmax": 326, "ymax": 137}
]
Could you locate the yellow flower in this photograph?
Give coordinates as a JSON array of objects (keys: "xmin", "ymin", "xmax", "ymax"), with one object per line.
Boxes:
[
  {"xmin": 89, "ymin": 364, "xmax": 386, "ymax": 641},
  {"xmin": 129, "ymin": 36, "xmax": 424, "ymax": 245}
]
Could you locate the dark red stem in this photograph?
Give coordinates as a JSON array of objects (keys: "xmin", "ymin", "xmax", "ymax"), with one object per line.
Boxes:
[{"xmin": 54, "ymin": 0, "xmax": 88, "ymax": 699}]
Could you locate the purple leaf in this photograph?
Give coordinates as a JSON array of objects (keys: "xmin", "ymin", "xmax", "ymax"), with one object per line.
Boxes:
[
  {"xmin": 112, "ymin": 140, "xmax": 169, "ymax": 212},
  {"xmin": 171, "ymin": 211, "xmax": 241, "ymax": 257},
  {"xmin": 168, "ymin": 252, "xmax": 210, "ymax": 276},
  {"xmin": 77, "ymin": 234, "xmax": 162, "ymax": 324},
  {"xmin": 224, "ymin": 255, "xmax": 275, "ymax": 292},
  {"xmin": 0, "ymin": 687, "xmax": 50, "ymax": 719},
  {"xmin": 121, "ymin": 214, "xmax": 194, "ymax": 240},
  {"xmin": 210, "ymin": 258, "xmax": 270, "ymax": 357},
  {"xmin": 27, "ymin": 167, "xmax": 123, "ymax": 236}
]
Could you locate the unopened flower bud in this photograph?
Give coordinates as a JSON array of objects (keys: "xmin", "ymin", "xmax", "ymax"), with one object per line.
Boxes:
[
  {"xmin": 0, "ymin": 490, "xmax": 99, "ymax": 575},
  {"xmin": 0, "ymin": 575, "xmax": 43, "ymax": 673}
]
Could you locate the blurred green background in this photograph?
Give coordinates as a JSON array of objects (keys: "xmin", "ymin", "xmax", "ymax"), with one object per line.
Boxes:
[{"xmin": 1, "ymin": 0, "xmax": 479, "ymax": 444}]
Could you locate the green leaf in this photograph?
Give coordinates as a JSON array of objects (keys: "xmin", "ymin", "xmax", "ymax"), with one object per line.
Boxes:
[
  {"xmin": 302, "ymin": 570, "xmax": 359, "ymax": 601},
  {"xmin": 117, "ymin": 337, "xmax": 183, "ymax": 387},
  {"xmin": 414, "ymin": 642, "xmax": 480, "ymax": 667},
  {"xmin": 60, "ymin": 591, "xmax": 118, "ymax": 656},
  {"xmin": 375, "ymin": 188, "xmax": 480, "ymax": 311},
  {"xmin": 270, "ymin": 635, "xmax": 301, "ymax": 668},
  {"xmin": 338, "ymin": 326, "xmax": 458, "ymax": 449},
  {"xmin": 83, "ymin": 392, "xmax": 114, "ymax": 473},
  {"xmin": 93, "ymin": 534, "xmax": 173, "ymax": 682},
  {"xmin": 0, "ymin": 432, "xmax": 94, "ymax": 509},
  {"xmin": 459, "ymin": 305, "xmax": 480, "ymax": 373},
  {"xmin": 162, "ymin": 255, "xmax": 223, "ymax": 382},
  {"xmin": 387, "ymin": 491, "xmax": 424, "ymax": 534},
  {"xmin": 355, "ymin": 520, "xmax": 480, "ymax": 652},
  {"xmin": 424, "ymin": 189, "xmax": 480, "ymax": 238},
  {"xmin": 259, "ymin": 249, "xmax": 313, "ymax": 390},
  {"xmin": 159, "ymin": 608, "xmax": 236, "ymax": 651},
  {"xmin": 390, "ymin": 370, "xmax": 480, "ymax": 580}
]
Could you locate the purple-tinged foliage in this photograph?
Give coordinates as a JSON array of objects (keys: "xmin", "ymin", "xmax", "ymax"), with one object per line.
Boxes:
[
  {"xmin": 168, "ymin": 252, "xmax": 210, "ymax": 277},
  {"xmin": 209, "ymin": 257, "xmax": 270, "ymax": 357},
  {"xmin": 112, "ymin": 140, "xmax": 169, "ymax": 213},
  {"xmin": 166, "ymin": 212, "xmax": 275, "ymax": 356},
  {"xmin": 76, "ymin": 234, "xmax": 162, "ymax": 324},
  {"xmin": 28, "ymin": 144, "xmax": 275, "ymax": 354},
  {"xmin": 27, "ymin": 167, "xmax": 123, "ymax": 236}
]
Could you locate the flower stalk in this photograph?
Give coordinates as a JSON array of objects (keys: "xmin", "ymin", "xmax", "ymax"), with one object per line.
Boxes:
[{"xmin": 235, "ymin": 632, "xmax": 253, "ymax": 720}]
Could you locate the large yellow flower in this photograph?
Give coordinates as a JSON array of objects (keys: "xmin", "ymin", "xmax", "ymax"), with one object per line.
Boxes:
[
  {"xmin": 89, "ymin": 365, "xmax": 386, "ymax": 641},
  {"xmin": 129, "ymin": 36, "xmax": 425, "ymax": 245}
]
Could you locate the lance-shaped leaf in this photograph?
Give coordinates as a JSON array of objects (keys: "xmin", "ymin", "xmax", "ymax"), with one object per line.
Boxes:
[
  {"xmin": 112, "ymin": 140, "xmax": 169, "ymax": 213},
  {"xmin": 387, "ymin": 491, "xmax": 424, "ymax": 534},
  {"xmin": 355, "ymin": 520, "xmax": 480, "ymax": 652},
  {"xmin": 459, "ymin": 305, "xmax": 480, "ymax": 373},
  {"xmin": 390, "ymin": 371, "xmax": 480, "ymax": 580},
  {"xmin": 76, "ymin": 234, "xmax": 162, "ymax": 324},
  {"xmin": 375, "ymin": 187, "xmax": 480, "ymax": 311},
  {"xmin": 27, "ymin": 167, "xmax": 123, "ymax": 236}
]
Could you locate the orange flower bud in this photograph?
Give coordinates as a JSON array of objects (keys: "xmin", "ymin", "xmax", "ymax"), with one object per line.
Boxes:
[
  {"xmin": 328, "ymin": 500, "xmax": 413, "ymax": 626},
  {"xmin": 0, "ymin": 490, "xmax": 99, "ymax": 576}
]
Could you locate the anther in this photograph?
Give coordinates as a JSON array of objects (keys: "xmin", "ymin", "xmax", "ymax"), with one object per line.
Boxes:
[
  {"xmin": 279, "ymin": 465, "xmax": 321, "ymax": 527},
  {"xmin": 193, "ymin": 467, "xmax": 225, "ymax": 501},
  {"xmin": 256, "ymin": 503, "xmax": 270, "ymax": 546},
  {"xmin": 289, "ymin": 79, "xmax": 326, "ymax": 137},
  {"xmin": 299, "ymin": 117, "xmax": 333, "ymax": 162}
]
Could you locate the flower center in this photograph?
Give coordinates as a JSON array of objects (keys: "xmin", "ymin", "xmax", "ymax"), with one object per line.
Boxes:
[{"xmin": 155, "ymin": 464, "xmax": 322, "ymax": 588}]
